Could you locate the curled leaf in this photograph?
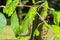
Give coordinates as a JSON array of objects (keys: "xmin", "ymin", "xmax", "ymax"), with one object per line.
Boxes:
[
  {"xmin": 40, "ymin": 1, "xmax": 48, "ymax": 19},
  {"xmin": 21, "ymin": 6, "xmax": 38, "ymax": 34}
]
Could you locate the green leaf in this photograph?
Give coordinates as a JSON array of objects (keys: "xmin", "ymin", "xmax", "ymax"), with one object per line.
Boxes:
[
  {"xmin": 52, "ymin": 25, "xmax": 60, "ymax": 40},
  {"xmin": 3, "ymin": 0, "xmax": 19, "ymax": 16},
  {"xmin": 52, "ymin": 25, "xmax": 60, "ymax": 35},
  {"xmin": 40, "ymin": 1, "xmax": 48, "ymax": 19},
  {"xmin": 6, "ymin": 0, "xmax": 12, "ymax": 5},
  {"xmin": 43, "ymin": 23, "xmax": 48, "ymax": 30},
  {"xmin": 54, "ymin": 11, "xmax": 60, "ymax": 25},
  {"xmin": 49, "ymin": 9, "xmax": 60, "ymax": 25},
  {"xmin": 34, "ymin": 29, "xmax": 40, "ymax": 36},
  {"xmin": 32, "ymin": 0, "xmax": 35, "ymax": 4},
  {"xmin": 21, "ymin": 6, "xmax": 38, "ymax": 34},
  {"xmin": 19, "ymin": 36, "xmax": 25, "ymax": 40},
  {"xmin": 53, "ymin": 35, "xmax": 60, "ymax": 40},
  {"xmin": 0, "ymin": 26, "xmax": 17, "ymax": 39},
  {"xmin": 49, "ymin": 8, "xmax": 55, "ymax": 15},
  {"xmin": 11, "ymin": 11, "xmax": 20, "ymax": 35},
  {"xmin": 0, "ymin": 12, "xmax": 7, "ymax": 34}
]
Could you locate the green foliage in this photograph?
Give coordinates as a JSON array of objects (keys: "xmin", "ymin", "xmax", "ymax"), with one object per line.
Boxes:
[
  {"xmin": 53, "ymin": 35, "xmax": 60, "ymax": 40},
  {"xmin": 19, "ymin": 36, "xmax": 25, "ymax": 40},
  {"xmin": 0, "ymin": 0, "xmax": 60, "ymax": 40},
  {"xmin": 6, "ymin": 0, "xmax": 12, "ymax": 5},
  {"xmin": 50, "ymin": 8, "xmax": 60, "ymax": 25},
  {"xmin": 43, "ymin": 23, "xmax": 48, "ymax": 30},
  {"xmin": 21, "ymin": 6, "xmax": 38, "ymax": 34},
  {"xmin": 54, "ymin": 11, "xmax": 60, "ymax": 25},
  {"xmin": 51, "ymin": 25, "xmax": 60, "ymax": 40},
  {"xmin": 40, "ymin": 1, "xmax": 48, "ymax": 19},
  {"xmin": 0, "ymin": 12, "xmax": 7, "ymax": 34},
  {"xmin": 11, "ymin": 11, "xmax": 20, "ymax": 35},
  {"xmin": 3, "ymin": 0, "xmax": 19, "ymax": 16},
  {"xmin": 34, "ymin": 29, "xmax": 40, "ymax": 36},
  {"xmin": 50, "ymin": 9, "xmax": 60, "ymax": 40},
  {"xmin": 32, "ymin": 0, "xmax": 35, "ymax": 4},
  {"xmin": 49, "ymin": 8, "xmax": 55, "ymax": 15},
  {"xmin": 49, "ymin": 8, "xmax": 60, "ymax": 40},
  {"xmin": 52, "ymin": 25, "xmax": 60, "ymax": 35}
]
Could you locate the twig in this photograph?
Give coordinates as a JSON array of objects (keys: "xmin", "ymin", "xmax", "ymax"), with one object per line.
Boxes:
[
  {"xmin": 31, "ymin": 7, "xmax": 55, "ymax": 34},
  {"xmin": 34, "ymin": 1, "xmax": 43, "ymax": 4},
  {"xmin": 0, "ymin": 4, "xmax": 43, "ymax": 8},
  {"xmin": 17, "ymin": 5, "xmax": 32, "ymax": 7},
  {"xmin": 0, "ymin": 5, "xmax": 32, "ymax": 8},
  {"xmin": 0, "ymin": 5, "xmax": 6, "ymax": 8}
]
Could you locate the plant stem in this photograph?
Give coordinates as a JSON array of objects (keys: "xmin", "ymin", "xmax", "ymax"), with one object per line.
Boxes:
[{"xmin": 31, "ymin": 7, "xmax": 55, "ymax": 34}]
